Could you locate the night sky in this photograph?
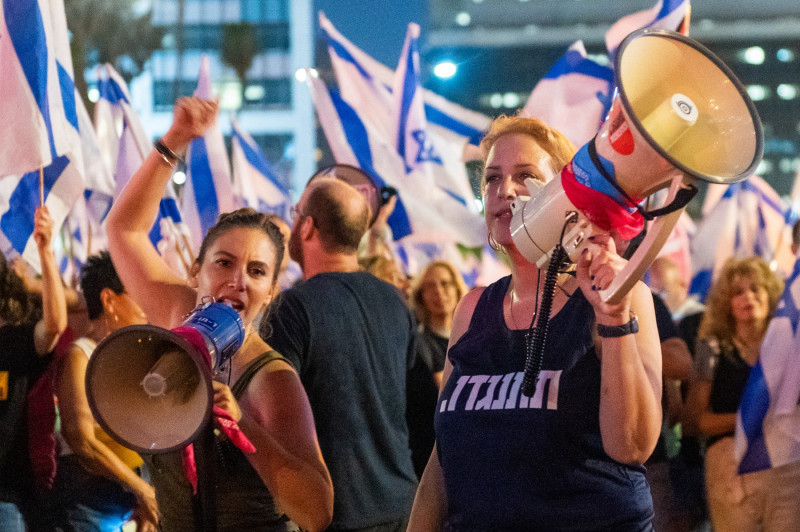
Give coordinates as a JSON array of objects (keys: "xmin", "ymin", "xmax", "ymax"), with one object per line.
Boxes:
[{"xmin": 313, "ymin": 0, "xmax": 427, "ymax": 68}]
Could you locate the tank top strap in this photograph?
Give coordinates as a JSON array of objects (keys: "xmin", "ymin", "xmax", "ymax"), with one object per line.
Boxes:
[
  {"xmin": 467, "ymin": 275, "xmax": 512, "ymax": 331},
  {"xmin": 231, "ymin": 350, "xmax": 290, "ymax": 399}
]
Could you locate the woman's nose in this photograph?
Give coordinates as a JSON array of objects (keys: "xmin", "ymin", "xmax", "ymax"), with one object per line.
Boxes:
[
  {"xmin": 497, "ymin": 175, "xmax": 517, "ymax": 199},
  {"xmin": 229, "ymin": 269, "xmax": 246, "ymax": 290}
]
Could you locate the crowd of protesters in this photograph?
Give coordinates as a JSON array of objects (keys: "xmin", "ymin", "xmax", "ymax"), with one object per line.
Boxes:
[{"xmin": 3, "ymin": 101, "xmax": 800, "ymax": 532}]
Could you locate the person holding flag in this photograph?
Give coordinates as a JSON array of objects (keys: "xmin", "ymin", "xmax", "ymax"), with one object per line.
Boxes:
[
  {"xmin": 0, "ymin": 206, "xmax": 67, "ymax": 531},
  {"xmin": 688, "ymin": 257, "xmax": 788, "ymax": 531}
]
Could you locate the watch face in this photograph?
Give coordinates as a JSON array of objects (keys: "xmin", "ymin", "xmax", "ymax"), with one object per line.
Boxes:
[{"xmin": 308, "ymin": 164, "xmax": 380, "ymax": 225}]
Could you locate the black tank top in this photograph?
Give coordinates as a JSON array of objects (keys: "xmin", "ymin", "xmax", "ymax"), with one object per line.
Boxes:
[
  {"xmin": 435, "ymin": 276, "xmax": 654, "ymax": 531},
  {"xmin": 146, "ymin": 351, "xmax": 298, "ymax": 532}
]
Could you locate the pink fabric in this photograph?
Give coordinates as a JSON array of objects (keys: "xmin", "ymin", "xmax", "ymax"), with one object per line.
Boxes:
[
  {"xmin": 174, "ymin": 326, "xmax": 256, "ymax": 494},
  {"xmin": 561, "ymin": 160, "xmax": 644, "ymax": 240}
]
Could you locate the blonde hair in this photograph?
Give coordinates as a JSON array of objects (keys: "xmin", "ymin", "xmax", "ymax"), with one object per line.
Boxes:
[
  {"xmin": 698, "ymin": 257, "xmax": 784, "ymax": 351},
  {"xmin": 479, "ymin": 115, "xmax": 576, "ymax": 195},
  {"xmin": 410, "ymin": 261, "xmax": 468, "ymax": 328}
]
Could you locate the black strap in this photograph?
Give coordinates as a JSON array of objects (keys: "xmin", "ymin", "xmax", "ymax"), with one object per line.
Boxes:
[
  {"xmin": 231, "ymin": 350, "xmax": 288, "ymax": 398},
  {"xmin": 586, "ymin": 138, "xmax": 698, "ymax": 221}
]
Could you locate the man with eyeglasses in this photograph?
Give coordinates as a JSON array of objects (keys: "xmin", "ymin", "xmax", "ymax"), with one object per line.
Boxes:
[{"xmin": 261, "ymin": 177, "xmax": 418, "ymax": 532}]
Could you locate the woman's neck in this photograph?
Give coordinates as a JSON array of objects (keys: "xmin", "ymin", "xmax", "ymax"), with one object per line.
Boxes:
[
  {"xmin": 734, "ymin": 319, "xmax": 767, "ymax": 364},
  {"xmin": 427, "ymin": 314, "xmax": 452, "ymax": 338},
  {"xmin": 735, "ymin": 319, "xmax": 766, "ymax": 344},
  {"xmin": 507, "ymin": 248, "xmax": 543, "ymax": 300}
]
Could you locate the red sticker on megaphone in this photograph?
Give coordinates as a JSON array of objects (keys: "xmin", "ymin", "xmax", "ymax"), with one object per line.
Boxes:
[{"xmin": 607, "ymin": 105, "xmax": 635, "ymax": 156}]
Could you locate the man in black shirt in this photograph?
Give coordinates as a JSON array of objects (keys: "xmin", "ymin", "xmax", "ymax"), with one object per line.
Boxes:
[{"xmin": 261, "ymin": 178, "xmax": 417, "ymax": 531}]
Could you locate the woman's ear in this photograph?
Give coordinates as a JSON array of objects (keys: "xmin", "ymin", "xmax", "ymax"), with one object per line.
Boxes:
[
  {"xmin": 188, "ymin": 261, "xmax": 201, "ymax": 289},
  {"xmin": 99, "ymin": 287, "xmax": 116, "ymax": 315}
]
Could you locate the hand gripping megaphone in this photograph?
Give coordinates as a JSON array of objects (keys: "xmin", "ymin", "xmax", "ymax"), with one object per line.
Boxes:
[
  {"xmin": 85, "ymin": 300, "xmax": 244, "ymax": 454},
  {"xmin": 510, "ymin": 28, "xmax": 763, "ymax": 304}
]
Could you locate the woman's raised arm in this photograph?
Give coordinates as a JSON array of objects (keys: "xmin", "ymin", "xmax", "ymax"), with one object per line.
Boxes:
[{"xmin": 105, "ymin": 98, "xmax": 217, "ymax": 328}]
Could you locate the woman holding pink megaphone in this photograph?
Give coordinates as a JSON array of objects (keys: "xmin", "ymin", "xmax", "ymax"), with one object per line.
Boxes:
[
  {"xmin": 408, "ymin": 116, "xmax": 662, "ymax": 531},
  {"xmin": 105, "ymin": 97, "xmax": 333, "ymax": 532}
]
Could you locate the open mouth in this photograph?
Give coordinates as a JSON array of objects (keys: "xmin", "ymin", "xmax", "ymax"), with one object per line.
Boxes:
[{"xmin": 220, "ymin": 298, "xmax": 245, "ymax": 312}]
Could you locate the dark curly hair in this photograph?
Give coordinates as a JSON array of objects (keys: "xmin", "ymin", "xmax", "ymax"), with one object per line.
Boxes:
[{"xmin": 0, "ymin": 254, "xmax": 41, "ymax": 326}]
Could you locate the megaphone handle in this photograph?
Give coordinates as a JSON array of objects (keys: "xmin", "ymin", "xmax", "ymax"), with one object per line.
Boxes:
[{"xmin": 599, "ymin": 175, "xmax": 687, "ymax": 305}]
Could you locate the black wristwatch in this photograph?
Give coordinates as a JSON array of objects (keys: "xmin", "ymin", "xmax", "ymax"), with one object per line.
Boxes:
[{"xmin": 596, "ymin": 314, "xmax": 639, "ymax": 338}]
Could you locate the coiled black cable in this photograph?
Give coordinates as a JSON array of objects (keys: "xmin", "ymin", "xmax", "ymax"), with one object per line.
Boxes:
[{"xmin": 520, "ymin": 212, "xmax": 578, "ymax": 397}]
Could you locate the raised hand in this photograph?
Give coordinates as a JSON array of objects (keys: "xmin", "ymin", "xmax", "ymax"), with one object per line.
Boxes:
[
  {"xmin": 32, "ymin": 206, "xmax": 54, "ymax": 250},
  {"xmin": 160, "ymin": 97, "xmax": 219, "ymax": 154}
]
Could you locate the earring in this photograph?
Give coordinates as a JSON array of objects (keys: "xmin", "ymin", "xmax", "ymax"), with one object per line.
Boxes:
[{"xmin": 488, "ymin": 231, "xmax": 505, "ymax": 253}]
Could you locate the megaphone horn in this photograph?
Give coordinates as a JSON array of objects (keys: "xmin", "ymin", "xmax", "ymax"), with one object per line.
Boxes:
[
  {"xmin": 85, "ymin": 301, "xmax": 244, "ymax": 454},
  {"xmin": 511, "ymin": 28, "xmax": 763, "ymax": 305}
]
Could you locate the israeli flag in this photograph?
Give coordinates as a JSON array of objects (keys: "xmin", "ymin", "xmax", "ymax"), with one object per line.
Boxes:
[
  {"xmin": 320, "ymin": 11, "xmax": 490, "ymax": 156},
  {"xmin": 307, "ymin": 73, "xmax": 485, "ymax": 247},
  {"xmin": 606, "ymin": 0, "xmax": 691, "ymax": 55},
  {"xmin": 520, "ymin": 41, "xmax": 614, "ymax": 148},
  {"xmin": 0, "ymin": 0, "xmax": 76, "ymax": 176},
  {"xmin": 182, "ymin": 56, "xmax": 233, "ymax": 252},
  {"xmin": 392, "ymin": 23, "xmax": 477, "ymax": 210},
  {"xmin": 0, "ymin": 0, "xmax": 84, "ymax": 272},
  {"xmin": 689, "ymin": 176, "xmax": 787, "ymax": 301},
  {"xmin": 230, "ymin": 118, "xmax": 292, "ymax": 223},
  {"xmin": 736, "ymin": 258, "xmax": 800, "ymax": 474},
  {"xmin": 93, "ymin": 63, "xmax": 136, "ymax": 184},
  {"xmin": 113, "ymin": 117, "xmax": 192, "ymax": 275}
]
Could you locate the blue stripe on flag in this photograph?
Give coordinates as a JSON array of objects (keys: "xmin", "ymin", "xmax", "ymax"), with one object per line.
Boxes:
[
  {"xmin": 397, "ymin": 39, "xmax": 418, "ymax": 167},
  {"xmin": 689, "ymin": 269, "xmax": 713, "ymax": 302},
  {"xmin": 5, "ymin": 0, "xmax": 56, "ymax": 156},
  {"xmin": 232, "ymin": 130, "xmax": 289, "ymax": 195},
  {"xmin": 188, "ymin": 138, "xmax": 221, "ymax": 239},
  {"xmin": 738, "ymin": 361, "xmax": 773, "ymax": 474},
  {"xmin": 325, "ymin": 31, "xmax": 373, "ymax": 81},
  {"xmin": 743, "ymin": 181, "xmax": 784, "ymax": 215},
  {"xmin": 423, "ymin": 104, "xmax": 485, "ymax": 146},
  {"xmin": 442, "ymin": 187, "xmax": 468, "ymax": 206},
  {"xmin": 545, "ymin": 50, "xmax": 615, "ymax": 81},
  {"xmin": 57, "ymin": 62, "xmax": 78, "ymax": 130},
  {"xmin": 0, "ymin": 156, "xmax": 69, "ymax": 252},
  {"xmin": 329, "ymin": 89, "xmax": 413, "ymax": 239},
  {"xmin": 98, "ymin": 76, "xmax": 130, "ymax": 104},
  {"xmin": 148, "ymin": 197, "xmax": 184, "ymax": 247}
]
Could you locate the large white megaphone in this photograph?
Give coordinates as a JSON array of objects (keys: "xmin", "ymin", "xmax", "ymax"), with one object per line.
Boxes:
[
  {"xmin": 85, "ymin": 300, "xmax": 244, "ymax": 454},
  {"xmin": 510, "ymin": 28, "xmax": 763, "ymax": 304}
]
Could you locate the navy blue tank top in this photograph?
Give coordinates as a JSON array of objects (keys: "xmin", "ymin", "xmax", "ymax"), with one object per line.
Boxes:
[{"xmin": 435, "ymin": 276, "xmax": 653, "ymax": 531}]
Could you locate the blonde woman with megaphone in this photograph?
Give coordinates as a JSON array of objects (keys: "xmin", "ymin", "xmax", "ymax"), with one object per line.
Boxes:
[
  {"xmin": 105, "ymin": 97, "xmax": 333, "ymax": 532},
  {"xmin": 408, "ymin": 116, "xmax": 662, "ymax": 531}
]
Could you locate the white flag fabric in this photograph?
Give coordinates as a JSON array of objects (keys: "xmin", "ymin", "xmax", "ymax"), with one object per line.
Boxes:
[
  {"xmin": 391, "ymin": 23, "xmax": 477, "ymax": 209},
  {"xmin": 605, "ymin": 0, "xmax": 691, "ymax": 55},
  {"xmin": 93, "ymin": 63, "xmax": 138, "ymax": 186},
  {"xmin": 689, "ymin": 176, "xmax": 787, "ymax": 301},
  {"xmin": 320, "ymin": 11, "xmax": 489, "ymax": 158},
  {"xmin": 520, "ymin": 41, "xmax": 614, "ymax": 149},
  {"xmin": 0, "ymin": 0, "xmax": 83, "ymax": 272},
  {"xmin": 0, "ymin": 0, "xmax": 75, "ymax": 176},
  {"xmin": 230, "ymin": 118, "xmax": 292, "ymax": 222},
  {"xmin": 307, "ymin": 73, "xmax": 485, "ymax": 247},
  {"xmin": 182, "ymin": 56, "xmax": 233, "ymax": 252},
  {"xmin": 736, "ymin": 258, "xmax": 800, "ymax": 474}
]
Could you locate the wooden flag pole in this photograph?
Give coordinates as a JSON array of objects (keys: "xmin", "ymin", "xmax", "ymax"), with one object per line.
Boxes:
[{"xmin": 39, "ymin": 167, "xmax": 45, "ymax": 205}]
